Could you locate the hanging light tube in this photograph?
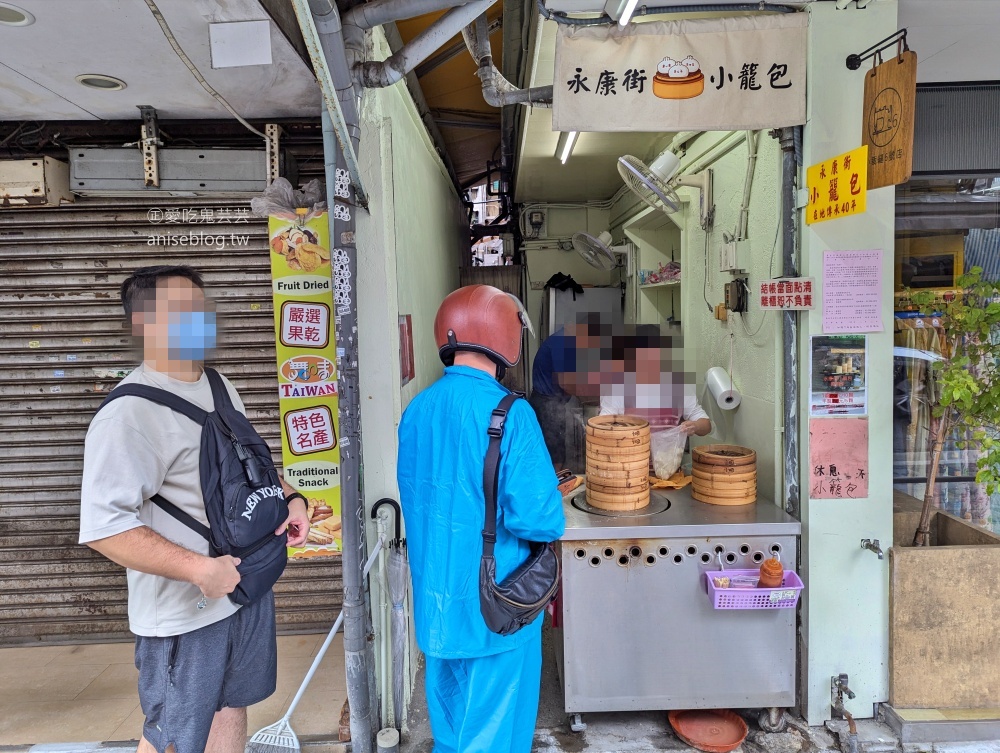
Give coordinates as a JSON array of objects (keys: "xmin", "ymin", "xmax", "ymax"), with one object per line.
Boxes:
[
  {"xmin": 556, "ymin": 131, "xmax": 579, "ymax": 164},
  {"xmin": 617, "ymin": 0, "xmax": 640, "ymax": 26}
]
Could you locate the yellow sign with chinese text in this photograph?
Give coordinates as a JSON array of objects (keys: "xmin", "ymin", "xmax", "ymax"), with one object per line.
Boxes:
[
  {"xmin": 268, "ymin": 211, "xmax": 342, "ymax": 558},
  {"xmin": 806, "ymin": 145, "xmax": 868, "ymax": 225}
]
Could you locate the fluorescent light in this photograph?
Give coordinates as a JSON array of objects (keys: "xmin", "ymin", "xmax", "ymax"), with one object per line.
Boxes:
[
  {"xmin": 556, "ymin": 131, "xmax": 579, "ymax": 164},
  {"xmin": 618, "ymin": 0, "xmax": 640, "ymax": 26}
]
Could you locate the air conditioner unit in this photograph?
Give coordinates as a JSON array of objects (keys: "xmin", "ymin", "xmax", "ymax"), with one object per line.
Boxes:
[
  {"xmin": 69, "ymin": 148, "xmax": 295, "ymax": 198},
  {"xmin": 0, "ymin": 157, "xmax": 74, "ymax": 207}
]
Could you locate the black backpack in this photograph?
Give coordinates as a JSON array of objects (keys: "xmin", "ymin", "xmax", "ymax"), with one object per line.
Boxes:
[{"xmin": 97, "ymin": 368, "xmax": 288, "ymax": 606}]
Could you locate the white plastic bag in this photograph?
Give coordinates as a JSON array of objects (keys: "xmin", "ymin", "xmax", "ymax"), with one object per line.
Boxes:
[
  {"xmin": 650, "ymin": 426, "xmax": 686, "ymax": 479},
  {"xmin": 250, "ymin": 177, "xmax": 326, "ymax": 221}
]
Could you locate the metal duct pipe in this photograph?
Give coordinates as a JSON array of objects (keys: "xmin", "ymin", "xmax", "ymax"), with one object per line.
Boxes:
[
  {"xmin": 345, "ymin": 0, "xmax": 472, "ymax": 31},
  {"xmin": 778, "ymin": 126, "xmax": 800, "ymax": 519},
  {"xmin": 321, "ymin": 106, "xmax": 377, "ymax": 753},
  {"xmin": 297, "ymin": 0, "xmax": 368, "ymax": 206},
  {"xmin": 299, "ymin": 0, "xmax": 379, "ymax": 749},
  {"xmin": 356, "ymin": 0, "xmax": 497, "ymax": 88},
  {"xmin": 463, "ymin": 13, "xmax": 553, "ymax": 107}
]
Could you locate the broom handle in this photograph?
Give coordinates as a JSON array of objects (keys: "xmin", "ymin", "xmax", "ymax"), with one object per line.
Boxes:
[{"xmin": 284, "ymin": 536, "xmax": 386, "ymax": 721}]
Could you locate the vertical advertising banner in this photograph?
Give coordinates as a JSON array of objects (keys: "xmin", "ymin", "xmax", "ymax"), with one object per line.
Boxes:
[{"xmin": 269, "ymin": 210, "xmax": 342, "ymax": 557}]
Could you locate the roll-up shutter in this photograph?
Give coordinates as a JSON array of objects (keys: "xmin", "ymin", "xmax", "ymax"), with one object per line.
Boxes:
[{"xmin": 0, "ymin": 196, "xmax": 341, "ymax": 645}]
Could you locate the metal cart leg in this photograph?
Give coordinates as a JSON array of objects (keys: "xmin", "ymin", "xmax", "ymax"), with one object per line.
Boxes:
[
  {"xmin": 569, "ymin": 713, "xmax": 587, "ymax": 733},
  {"xmin": 759, "ymin": 707, "xmax": 787, "ymax": 733}
]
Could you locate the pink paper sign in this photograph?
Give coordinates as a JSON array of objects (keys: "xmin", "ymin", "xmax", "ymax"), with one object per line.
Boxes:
[
  {"xmin": 822, "ymin": 250, "xmax": 883, "ymax": 333},
  {"xmin": 808, "ymin": 417, "xmax": 869, "ymax": 499}
]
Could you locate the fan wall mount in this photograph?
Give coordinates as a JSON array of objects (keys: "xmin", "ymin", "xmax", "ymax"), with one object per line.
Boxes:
[{"xmin": 618, "ymin": 149, "xmax": 714, "ymax": 228}]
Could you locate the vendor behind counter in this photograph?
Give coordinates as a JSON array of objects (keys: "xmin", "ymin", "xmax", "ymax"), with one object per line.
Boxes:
[
  {"xmin": 599, "ymin": 324, "xmax": 711, "ymax": 438},
  {"xmin": 528, "ymin": 315, "xmax": 606, "ymax": 474},
  {"xmin": 529, "ymin": 322, "xmax": 710, "ymax": 475}
]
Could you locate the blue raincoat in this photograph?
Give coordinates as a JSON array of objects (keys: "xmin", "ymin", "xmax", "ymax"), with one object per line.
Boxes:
[{"xmin": 397, "ymin": 365, "xmax": 565, "ymax": 752}]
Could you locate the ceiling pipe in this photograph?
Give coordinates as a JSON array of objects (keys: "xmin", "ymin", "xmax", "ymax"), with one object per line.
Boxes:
[
  {"xmin": 355, "ymin": 0, "xmax": 497, "ymax": 88},
  {"xmin": 344, "ymin": 0, "xmax": 476, "ymax": 31},
  {"xmin": 463, "ymin": 13, "xmax": 554, "ymax": 107},
  {"xmin": 296, "ymin": 0, "xmax": 368, "ymax": 206},
  {"xmin": 414, "ymin": 15, "xmax": 502, "ymax": 79}
]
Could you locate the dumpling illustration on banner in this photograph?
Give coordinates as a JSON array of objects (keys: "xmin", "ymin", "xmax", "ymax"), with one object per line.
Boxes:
[{"xmin": 653, "ymin": 54, "xmax": 704, "ymax": 100}]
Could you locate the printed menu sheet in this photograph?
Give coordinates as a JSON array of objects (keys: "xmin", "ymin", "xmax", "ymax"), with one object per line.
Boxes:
[{"xmin": 822, "ymin": 249, "xmax": 883, "ymax": 333}]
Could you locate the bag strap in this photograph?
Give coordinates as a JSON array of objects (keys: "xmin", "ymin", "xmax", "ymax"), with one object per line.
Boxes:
[
  {"xmin": 150, "ymin": 494, "xmax": 212, "ymax": 543},
  {"xmin": 205, "ymin": 368, "xmax": 237, "ymax": 415},
  {"xmin": 482, "ymin": 392, "xmax": 521, "ymax": 559},
  {"xmin": 98, "ymin": 384, "xmax": 209, "ymax": 426}
]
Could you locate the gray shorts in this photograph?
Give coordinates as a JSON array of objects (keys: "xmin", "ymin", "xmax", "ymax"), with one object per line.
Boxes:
[{"xmin": 134, "ymin": 591, "xmax": 277, "ymax": 753}]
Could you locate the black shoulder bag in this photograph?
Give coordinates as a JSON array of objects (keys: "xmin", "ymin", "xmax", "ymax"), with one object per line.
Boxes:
[{"xmin": 479, "ymin": 393, "xmax": 561, "ymax": 636}]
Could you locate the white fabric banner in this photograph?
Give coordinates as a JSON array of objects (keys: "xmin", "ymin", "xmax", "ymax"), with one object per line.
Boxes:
[{"xmin": 553, "ymin": 13, "xmax": 807, "ymax": 133}]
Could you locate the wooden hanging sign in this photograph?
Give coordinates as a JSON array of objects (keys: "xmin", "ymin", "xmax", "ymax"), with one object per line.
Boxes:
[{"xmin": 861, "ymin": 49, "xmax": 917, "ymax": 190}]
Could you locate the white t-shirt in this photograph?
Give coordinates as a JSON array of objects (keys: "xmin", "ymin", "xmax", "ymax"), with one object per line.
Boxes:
[
  {"xmin": 79, "ymin": 364, "xmax": 248, "ymax": 637},
  {"xmin": 599, "ymin": 389, "xmax": 710, "ymax": 423}
]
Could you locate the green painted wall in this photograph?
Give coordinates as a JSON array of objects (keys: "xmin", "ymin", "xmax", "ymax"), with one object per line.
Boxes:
[
  {"xmin": 798, "ymin": 0, "xmax": 898, "ymax": 725},
  {"xmin": 355, "ymin": 27, "xmax": 467, "ymax": 728}
]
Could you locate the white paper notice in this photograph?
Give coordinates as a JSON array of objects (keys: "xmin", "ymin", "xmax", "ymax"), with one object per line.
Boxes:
[{"xmin": 822, "ymin": 250, "xmax": 883, "ymax": 333}]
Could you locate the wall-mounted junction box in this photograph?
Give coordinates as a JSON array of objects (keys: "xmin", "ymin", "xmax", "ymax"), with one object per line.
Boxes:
[
  {"xmin": 0, "ymin": 157, "xmax": 74, "ymax": 207},
  {"xmin": 721, "ymin": 238, "xmax": 748, "ymax": 274},
  {"xmin": 724, "ymin": 278, "xmax": 749, "ymax": 313}
]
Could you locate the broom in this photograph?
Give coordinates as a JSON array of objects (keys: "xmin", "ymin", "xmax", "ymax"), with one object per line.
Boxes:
[{"xmin": 247, "ymin": 536, "xmax": 385, "ymax": 753}]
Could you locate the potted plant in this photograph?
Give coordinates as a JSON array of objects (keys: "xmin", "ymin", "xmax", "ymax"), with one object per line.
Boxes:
[{"xmin": 910, "ymin": 267, "xmax": 1000, "ymax": 546}]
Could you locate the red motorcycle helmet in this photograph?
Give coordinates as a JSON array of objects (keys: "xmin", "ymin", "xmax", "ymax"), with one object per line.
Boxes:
[{"xmin": 434, "ymin": 285, "xmax": 532, "ymax": 377}]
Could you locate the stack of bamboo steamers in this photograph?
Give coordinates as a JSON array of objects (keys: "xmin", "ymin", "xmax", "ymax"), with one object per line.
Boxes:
[
  {"xmin": 691, "ymin": 444, "xmax": 757, "ymax": 505},
  {"xmin": 585, "ymin": 415, "xmax": 651, "ymax": 511}
]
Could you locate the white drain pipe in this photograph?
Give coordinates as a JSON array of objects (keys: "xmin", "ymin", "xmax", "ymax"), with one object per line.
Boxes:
[
  {"xmin": 354, "ymin": 0, "xmax": 498, "ymax": 88},
  {"xmin": 462, "ymin": 13, "xmax": 554, "ymax": 106},
  {"xmin": 295, "ymin": 0, "xmax": 368, "ymax": 207},
  {"xmin": 345, "ymin": 0, "xmax": 475, "ymax": 30}
]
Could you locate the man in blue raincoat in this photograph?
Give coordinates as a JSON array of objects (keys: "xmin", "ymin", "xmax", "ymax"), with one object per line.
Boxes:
[{"xmin": 397, "ymin": 284, "xmax": 566, "ymax": 753}]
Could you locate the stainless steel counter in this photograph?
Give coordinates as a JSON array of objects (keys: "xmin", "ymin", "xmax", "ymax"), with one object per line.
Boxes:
[
  {"xmin": 555, "ymin": 484, "xmax": 802, "ymax": 724},
  {"xmin": 561, "ymin": 485, "xmax": 801, "ymax": 540}
]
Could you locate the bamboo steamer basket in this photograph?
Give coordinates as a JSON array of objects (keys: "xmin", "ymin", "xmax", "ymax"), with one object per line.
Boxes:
[
  {"xmin": 585, "ymin": 486, "xmax": 651, "ymax": 511},
  {"xmin": 586, "ymin": 475, "xmax": 650, "ymax": 494},
  {"xmin": 692, "ymin": 444, "xmax": 757, "ymax": 506},
  {"xmin": 585, "ymin": 415, "xmax": 651, "ymax": 511},
  {"xmin": 587, "ymin": 415, "xmax": 650, "ymax": 439},
  {"xmin": 587, "ymin": 465, "xmax": 650, "ymax": 481},
  {"xmin": 692, "ymin": 445, "xmax": 757, "ymax": 468}
]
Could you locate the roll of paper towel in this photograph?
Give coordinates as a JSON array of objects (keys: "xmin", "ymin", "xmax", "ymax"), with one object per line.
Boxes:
[{"xmin": 705, "ymin": 366, "xmax": 742, "ymax": 410}]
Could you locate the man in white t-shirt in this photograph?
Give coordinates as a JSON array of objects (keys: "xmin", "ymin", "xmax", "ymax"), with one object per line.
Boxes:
[
  {"xmin": 79, "ymin": 266, "xmax": 310, "ymax": 753},
  {"xmin": 599, "ymin": 324, "xmax": 712, "ymax": 436}
]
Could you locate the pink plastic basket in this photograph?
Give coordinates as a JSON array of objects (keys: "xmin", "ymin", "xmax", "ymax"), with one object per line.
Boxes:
[{"xmin": 705, "ymin": 569, "xmax": 804, "ymax": 610}]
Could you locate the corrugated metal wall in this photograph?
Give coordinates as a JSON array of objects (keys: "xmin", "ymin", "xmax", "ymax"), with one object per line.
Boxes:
[
  {"xmin": 914, "ymin": 84, "xmax": 1000, "ymax": 177},
  {"xmin": 0, "ymin": 196, "xmax": 342, "ymax": 645}
]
